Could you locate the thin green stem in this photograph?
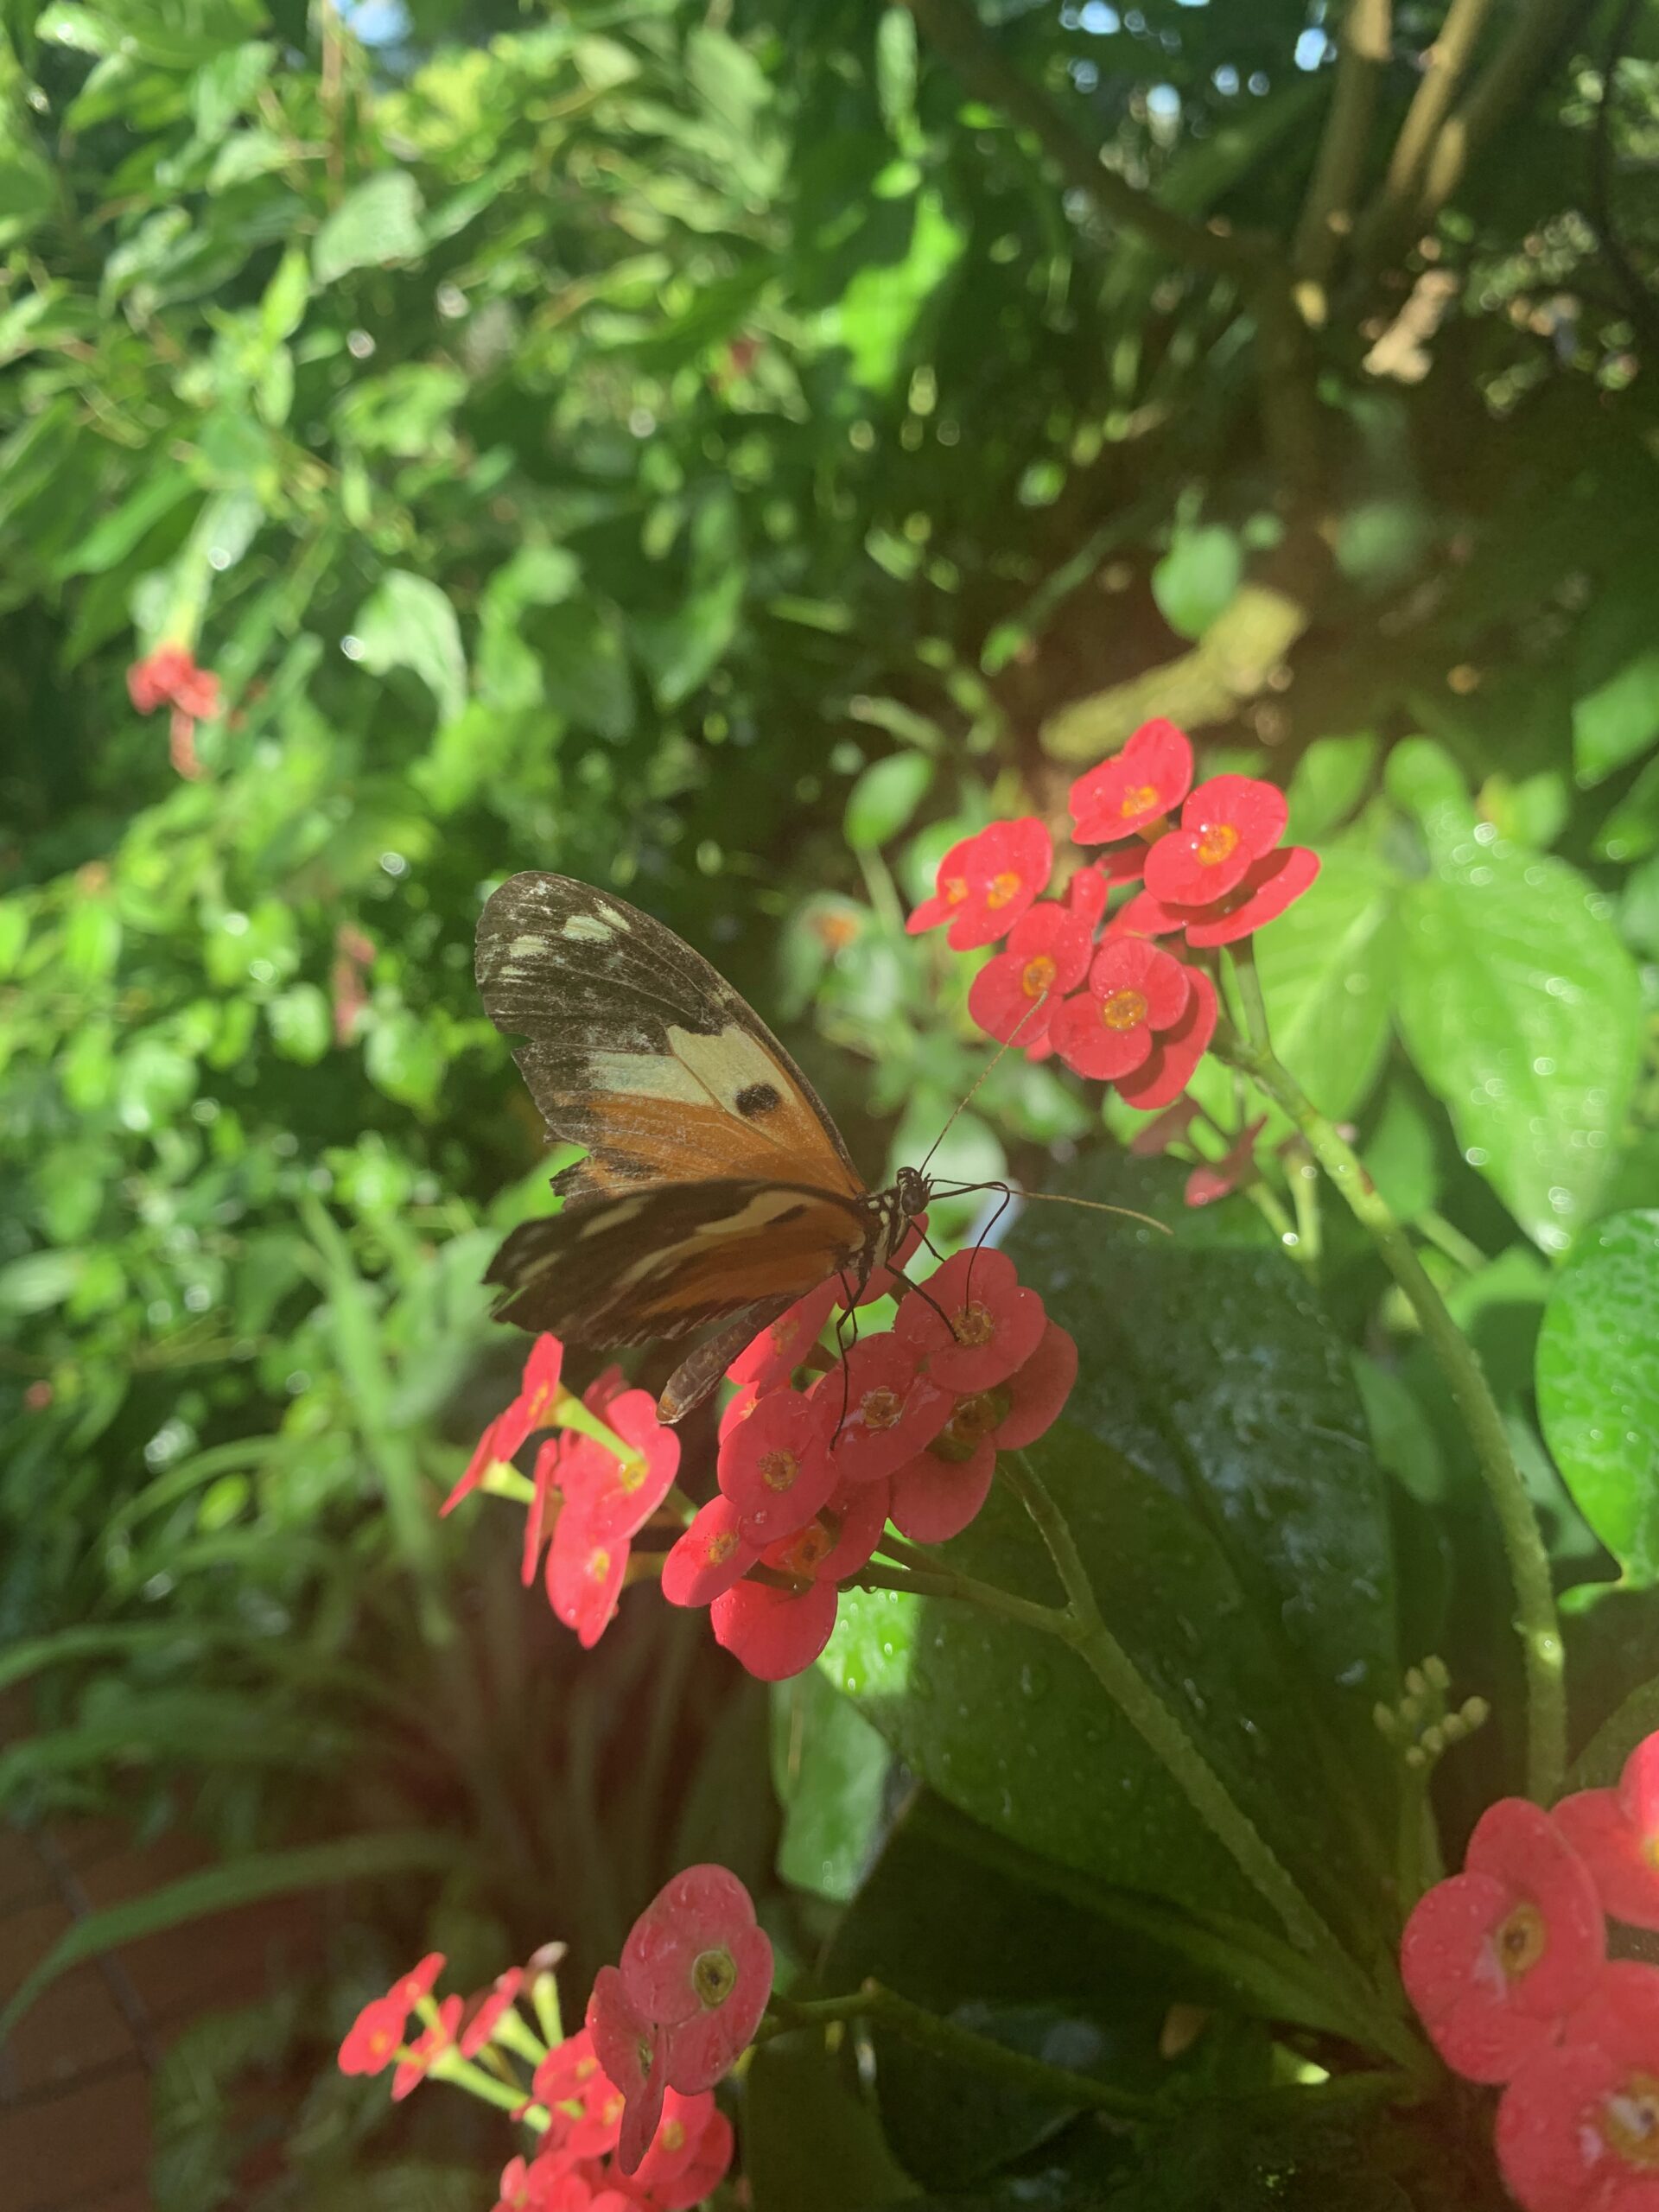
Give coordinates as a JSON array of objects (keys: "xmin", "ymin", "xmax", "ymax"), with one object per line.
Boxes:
[
  {"xmin": 428, "ymin": 2048, "xmax": 546, "ymax": 2122},
  {"xmin": 1217, "ymin": 946, "xmax": 1566, "ymax": 1803},
  {"xmin": 1243, "ymin": 1176, "xmax": 1300, "ymax": 1250},
  {"xmin": 852, "ymin": 1558, "xmax": 1066, "ymax": 1639},
  {"xmin": 762, "ymin": 1983, "xmax": 1153, "ymax": 2120},
  {"xmin": 1416, "ymin": 1210, "xmax": 1487, "ymax": 1275},
  {"xmin": 1283, "ymin": 1140, "xmax": 1323, "ymax": 1267}
]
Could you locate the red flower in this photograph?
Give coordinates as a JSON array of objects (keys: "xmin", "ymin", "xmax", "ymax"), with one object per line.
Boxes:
[
  {"xmin": 1400, "ymin": 1797, "xmax": 1605, "ymax": 2083},
  {"xmin": 893, "ymin": 1248, "xmax": 1046, "ymax": 1394},
  {"xmin": 522, "ymin": 1436, "xmax": 565, "ymax": 1586},
  {"xmin": 718, "ymin": 1380, "xmax": 766, "ymax": 1441},
  {"xmin": 1050, "ymin": 938, "xmax": 1193, "ymax": 1084},
  {"xmin": 493, "ymin": 2155, "xmax": 534, "ymax": 2212},
  {"xmin": 1115, "ymin": 969, "xmax": 1217, "ymax": 1111},
  {"xmin": 563, "ymin": 1388, "xmax": 680, "ymax": 1546},
  {"xmin": 1143, "ymin": 774, "xmax": 1287, "ymax": 906},
  {"xmin": 1110, "ymin": 846, "xmax": 1320, "ymax": 947},
  {"xmin": 888, "ymin": 1321, "xmax": 1077, "ymax": 1543},
  {"xmin": 817, "ymin": 1332, "xmax": 952, "ymax": 1484},
  {"xmin": 442, "ymin": 1333, "xmax": 568, "ymax": 1516},
  {"xmin": 534, "ymin": 2029, "xmax": 624, "ymax": 2158},
  {"xmin": 728, "ymin": 1281, "xmax": 838, "ymax": 1391},
  {"xmin": 662, "ymin": 1495, "xmax": 758, "ymax": 1607},
  {"xmin": 546, "ymin": 1497, "xmax": 628, "ymax": 1648},
  {"xmin": 639, "ymin": 2099, "xmax": 735, "ymax": 2210},
  {"xmin": 906, "ymin": 819, "xmax": 1053, "ymax": 950},
  {"xmin": 391, "ymin": 1992, "xmax": 462, "ymax": 2100},
  {"xmin": 1555, "ymin": 1736, "xmax": 1659, "ymax": 1931},
  {"xmin": 338, "ymin": 1993, "xmax": 406, "ymax": 2076},
  {"xmin": 586, "ymin": 1967, "xmax": 667, "ymax": 2174},
  {"xmin": 1066, "ymin": 863, "xmax": 1111, "ymax": 929},
  {"xmin": 461, "ymin": 1967, "xmax": 525, "ymax": 2058},
  {"xmin": 967, "ymin": 903, "xmax": 1093, "ymax": 1047},
  {"xmin": 127, "ymin": 644, "xmax": 221, "ymax": 721},
  {"xmin": 1184, "ymin": 1118, "xmax": 1268, "ymax": 1208},
  {"xmin": 1497, "ymin": 1963, "xmax": 1659, "ymax": 2212},
  {"xmin": 716, "ymin": 1386, "xmax": 836, "ymax": 1541},
  {"xmin": 1068, "ymin": 718, "xmax": 1193, "ymax": 844},
  {"xmin": 711, "ymin": 1478, "xmax": 891, "ymax": 1680},
  {"xmin": 620, "ymin": 1865, "xmax": 774, "ymax": 2095}
]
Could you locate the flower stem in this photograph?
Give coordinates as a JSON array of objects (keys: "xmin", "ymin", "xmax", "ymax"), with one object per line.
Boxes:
[
  {"xmin": 852, "ymin": 1557, "xmax": 1067, "ymax": 1639},
  {"xmin": 1217, "ymin": 944, "xmax": 1567, "ymax": 1804},
  {"xmin": 761, "ymin": 1981, "xmax": 1153, "ymax": 2119}
]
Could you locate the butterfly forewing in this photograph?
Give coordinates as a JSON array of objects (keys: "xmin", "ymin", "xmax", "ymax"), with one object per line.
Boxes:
[{"xmin": 475, "ymin": 873, "xmax": 862, "ymax": 1202}]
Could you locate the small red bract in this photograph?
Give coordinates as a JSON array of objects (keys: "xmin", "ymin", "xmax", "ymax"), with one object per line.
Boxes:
[
  {"xmin": 1496, "ymin": 1962, "xmax": 1659, "ymax": 2212},
  {"xmin": 392, "ymin": 1991, "xmax": 462, "ymax": 2100},
  {"xmin": 1142, "ymin": 773, "xmax": 1288, "ymax": 906},
  {"xmin": 1400, "ymin": 1796, "xmax": 1605, "ymax": 2083},
  {"xmin": 460, "ymin": 1967, "xmax": 525, "ymax": 2059},
  {"xmin": 338, "ymin": 1992, "xmax": 407, "ymax": 2077},
  {"xmin": 728, "ymin": 1281, "xmax": 839, "ymax": 1391},
  {"xmin": 546, "ymin": 1497, "xmax": 628, "ymax": 1649},
  {"xmin": 893, "ymin": 1248, "xmax": 1046, "ymax": 1393},
  {"xmin": 1113, "ymin": 845, "xmax": 1319, "ymax": 947},
  {"xmin": 662, "ymin": 1495, "xmax": 758, "ymax": 1607},
  {"xmin": 967, "ymin": 901, "xmax": 1094, "ymax": 1047},
  {"xmin": 1554, "ymin": 1735, "xmax": 1659, "ymax": 1932},
  {"xmin": 563, "ymin": 1388, "xmax": 680, "ymax": 1546},
  {"xmin": 620, "ymin": 1864, "xmax": 775, "ymax": 2096},
  {"xmin": 817, "ymin": 1332, "xmax": 953, "ymax": 1484},
  {"xmin": 586, "ymin": 1966, "xmax": 667, "ymax": 2174},
  {"xmin": 1114, "ymin": 969, "xmax": 1217, "ymax": 1111},
  {"xmin": 1184, "ymin": 1118, "xmax": 1268, "ymax": 1208},
  {"xmin": 716, "ymin": 1385, "xmax": 836, "ymax": 1541},
  {"xmin": 709, "ymin": 1573, "xmax": 839, "ymax": 1681},
  {"xmin": 1068, "ymin": 717, "xmax": 1193, "ymax": 843},
  {"xmin": 906, "ymin": 818, "xmax": 1053, "ymax": 950},
  {"xmin": 888, "ymin": 1320, "xmax": 1077, "ymax": 1543}
]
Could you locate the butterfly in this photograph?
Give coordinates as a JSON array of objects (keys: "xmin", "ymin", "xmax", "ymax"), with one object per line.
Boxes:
[{"xmin": 475, "ymin": 872, "xmax": 932, "ymax": 1423}]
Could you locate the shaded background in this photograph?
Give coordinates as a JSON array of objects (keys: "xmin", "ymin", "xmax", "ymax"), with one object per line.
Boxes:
[{"xmin": 2, "ymin": 0, "xmax": 1658, "ymax": 2203}]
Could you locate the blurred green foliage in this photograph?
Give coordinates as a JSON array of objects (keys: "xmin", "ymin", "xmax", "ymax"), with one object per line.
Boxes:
[{"xmin": 3, "ymin": 0, "xmax": 1659, "ymax": 2202}]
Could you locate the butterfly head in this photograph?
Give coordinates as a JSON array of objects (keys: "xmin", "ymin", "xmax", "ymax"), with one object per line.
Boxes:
[{"xmin": 894, "ymin": 1164, "xmax": 932, "ymax": 1220}]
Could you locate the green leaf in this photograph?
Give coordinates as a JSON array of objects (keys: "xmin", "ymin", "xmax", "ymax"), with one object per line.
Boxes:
[
  {"xmin": 744, "ymin": 2031, "xmax": 917, "ymax": 2212},
  {"xmin": 846, "ymin": 752, "xmax": 935, "ymax": 849},
  {"xmin": 1619, "ymin": 854, "xmax": 1659, "ymax": 957},
  {"xmin": 1393, "ymin": 757, "xmax": 1643, "ymax": 1250},
  {"xmin": 313, "ymin": 170, "xmax": 426, "ymax": 283},
  {"xmin": 1284, "ymin": 734, "xmax": 1377, "ymax": 842},
  {"xmin": 827, "ymin": 1163, "xmax": 1396, "ymax": 1936},
  {"xmin": 1597, "ymin": 753, "xmax": 1659, "ymax": 865},
  {"xmin": 0, "ymin": 1249, "xmax": 83, "ymax": 1313},
  {"xmin": 537, "ymin": 598, "xmax": 634, "ymax": 739},
  {"xmin": 1151, "ymin": 524, "xmax": 1242, "ymax": 642},
  {"xmin": 0, "ymin": 1830, "xmax": 458, "ymax": 2039},
  {"xmin": 351, "ymin": 570, "xmax": 467, "ymax": 724},
  {"xmin": 772, "ymin": 1667, "xmax": 891, "ymax": 1902},
  {"xmin": 1536, "ymin": 1211, "xmax": 1659, "ymax": 1586},
  {"xmin": 1351, "ymin": 1352, "xmax": 1446, "ymax": 1504},
  {"xmin": 1573, "ymin": 651, "xmax": 1659, "ymax": 785},
  {"xmin": 1253, "ymin": 841, "xmax": 1399, "ymax": 1119},
  {"xmin": 266, "ymin": 983, "xmax": 331, "ymax": 1064},
  {"xmin": 827, "ymin": 190, "xmax": 965, "ymax": 392}
]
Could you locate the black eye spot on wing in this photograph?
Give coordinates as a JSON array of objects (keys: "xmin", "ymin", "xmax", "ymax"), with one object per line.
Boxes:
[{"xmin": 735, "ymin": 1082, "xmax": 782, "ymax": 1119}]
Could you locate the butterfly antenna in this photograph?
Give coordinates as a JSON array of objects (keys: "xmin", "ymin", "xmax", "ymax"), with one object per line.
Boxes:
[
  {"xmin": 931, "ymin": 1179, "xmax": 1173, "ymax": 1237},
  {"xmin": 917, "ymin": 992, "xmax": 1052, "ymax": 1178}
]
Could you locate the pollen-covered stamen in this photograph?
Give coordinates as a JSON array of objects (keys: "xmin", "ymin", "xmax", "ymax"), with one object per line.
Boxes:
[
  {"xmin": 1020, "ymin": 953, "xmax": 1057, "ymax": 1000},
  {"xmin": 950, "ymin": 1301, "xmax": 996, "ymax": 1349},
  {"xmin": 779, "ymin": 1516, "xmax": 836, "ymax": 1575},
  {"xmin": 1121, "ymin": 782, "xmax": 1160, "ymax": 817},
  {"xmin": 758, "ymin": 1448, "xmax": 800, "ymax": 1493},
  {"xmin": 1196, "ymin": 821, "xmax": 1240, "ymax": 866},
  {"xmin": 943, "ymin": 874, "xmax": 969, "ymax": 906},
  {"xmin": 1603, "ymin": 2073, "xmax": 1659, "ymax": 2165},
  {"xmin": 859, "ymin": 1385, "xmax": 904, "ymax": 1430},
  {"xmin": 1100, "ymin": 987, "xmax": 1148, "ymax": 1031},
  {"xmin": 691, "ymin": 1946, "xmax": 738, "ymax": 2010},
  {"xmin": 705, "ymin": 1529, "xmax": 740, "ymax": 1566},
  {"xmin": 984, "ymin": 869, "xmax": 1022, "ymax": 909},
  {"xmin": 931, "ymin": 1384, "xmax": 1013, "ymax": 1462},
  {"xmin": 587, "ymin": 1545, "xmax": 613, "ymax": 1584},
  {"xmin": 1495, "ymin": 1903, "xmax": 1548, "ymax": 1979}
]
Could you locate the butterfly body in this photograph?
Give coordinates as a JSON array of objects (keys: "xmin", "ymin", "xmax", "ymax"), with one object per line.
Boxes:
[{"xmin": 476, "ymin": 873, "xmax": 929, "ymax": 1420}]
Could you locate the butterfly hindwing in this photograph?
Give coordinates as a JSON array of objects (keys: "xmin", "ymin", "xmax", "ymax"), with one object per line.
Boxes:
[
  {"xmin": 475, "ymin": 873, "xmax": 863, "ymax": 1203},
  {"xmin": 485, "ymin": 1178, "xmax": 876, "ymax": 1345}
]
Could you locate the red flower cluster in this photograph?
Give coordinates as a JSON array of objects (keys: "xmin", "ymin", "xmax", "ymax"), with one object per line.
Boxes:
[
  {"xmin": 127, "ymin": 643, "xmax": 221, "ymax": 781},
  {"xmin": 1401, "ymin": 1732, "xmax": 1659, "ymax": 2210},
  {"xmin": 908, "ymin": 722, "xmax": 1317, "ymax": 1111},
  {"xmin": 337, "ymin": 1899, "xmax": 747, "ymax": 2210},
  {"xmin": 443, "ymin": 1336, "xmax": 680, "ymax": 1650},
  {"xmin": 663, "ymin": 1243, "xmax": 1075, "ymax": 1681},
  {"xmin": 448, "ymin": 1240, "xmax": 1075, "ymax": 1685}
]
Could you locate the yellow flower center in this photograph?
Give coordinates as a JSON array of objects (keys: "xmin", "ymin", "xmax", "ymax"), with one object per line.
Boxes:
[
  {"xmin": 985, "ymin": 870, "xmax": 1022, "ymax": 910},
  {"xmin": 1197, "ymin": 822, "xmax": 1239, "ymax": 866},
  {"xmin": 1121, "ymin": 782, "xmax": 1159, "ymax": 816},
  {"xmin": 950, "ymin": 1301, "xmax": 996, "ymax": 1348},
  {"xmin": 1604, "ymin": 2073, "xmax": 1659, "ymax": 2166},
  {"xmin": 1495, "ymin": 1901, "xmax": 1547, "ymax": 1979},
  {"xmin": 860, "ymin": 1385, "xmax": 904, "ymax": 1431},
  {"xmin": 782, "ymin": 1520, "xmax": 834, "ymax": 1573},
  {"xmin": 692, "ymin": 1945, "xmax": 737, "ymax": 2010},
  {"xmin": 943, "ymin": 874, "xmax": 968, "ymax": 906},
  {"xmin": 1021, "ymin": 954, "xmax": 1058, "ymax": 1000},
  {"xmin": 759, "ymin": 1447, "xmax": 800, "ymax": 1491},
  {"xmin": 660, "ymin": 2119, "xmax": 686, "ymax": 2152},
  {"xmin": 587, "ymin": 1547, "xmax": 612, "ymax": 1584},
  {"xmin": 1100, "ymin": 988, "xmax": 1148, "ymax": 1031},
  {"xmin": 705, "ymin": 1529, "xmax": 739, "ymax": 1565}
]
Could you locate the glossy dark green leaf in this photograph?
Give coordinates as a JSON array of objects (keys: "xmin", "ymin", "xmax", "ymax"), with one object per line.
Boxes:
[
  {"xmin": 771, "ymin": 1665, "xmax": 892, "ymax": 1901},
  {"xmin": 1536, "ymin": 1211, "xmax": 1659, "ymax": 1586},
  {"xmin": 745, "ymin": 2030, "xmax": 918, "ymax": 2212}
]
